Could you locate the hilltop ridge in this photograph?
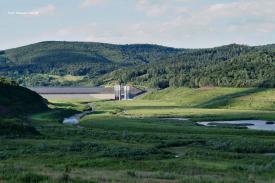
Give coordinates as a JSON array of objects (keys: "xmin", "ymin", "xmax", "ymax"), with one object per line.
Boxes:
[{"xmin": 0, "ymin": 41, "xmax": 274, "ymax": 88}]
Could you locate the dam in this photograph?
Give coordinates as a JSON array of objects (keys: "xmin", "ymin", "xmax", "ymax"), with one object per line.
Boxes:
[{"xmin": 29, "ymin": 86, "xmax": 144, "ymax": 100}]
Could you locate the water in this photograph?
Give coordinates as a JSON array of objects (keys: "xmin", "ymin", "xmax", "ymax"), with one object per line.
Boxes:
[
  {"xmin": 162, "ymin": 118, "xmax": 189, "ymax": 121},
  {"xmin": 63, "ymin": 110, "xmax": 93, "ymax": 125},
  {"xmin": 264, "ymin": 153, "xmax": 275, "ymax": 156},
  {"xmin": 63, "ymin": 116, "xmax": 79, "ymax": 125},
  {"xmin": 197, "ymin": 120, "xmax": 275, "ymax": 131}
]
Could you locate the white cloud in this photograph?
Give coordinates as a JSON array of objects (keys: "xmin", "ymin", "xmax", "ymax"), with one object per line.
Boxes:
[
  {"xmin": 201, "ymin": 0, "xmax": 275, "ymax": 22},
  {"xmin": 80, "ymin": 0, "xmax": 106, "ymax": 8},
  {"xmin": 136, "ymin": 0, "xmax": 275, "ymax": 24},
  {"xmin": 175, "ymin": 7, "xmax": 191, "ymax": 15},
  {"xmin": 147, "ymin": 0, "xmax": 275, "ymax": 35},
  {"xmin": 91, "ymin": 0, "xmax": 275, "ymax": 47},
  {"xmin": 226, "ymin": 22, "xmax": 275, "ymax": 34},
  {"xmin": 56, "ymin": 23, "xmax": 98, "ymax": 37},
  {"xmin": 33, "ymin": 4, "xmax": 56, "ymax": 16},
  {"xmin": 4, "ymin": 0, "xmax": 275, "ymax": 49},
  {"xmin": 20, "ymin": 0, "xmax": 275, "ymax": 48},
  {"xmin": 53, "ymin": 0, "xmax": 275, "ymax": 48},
  {"xmin": 136, "ymin": 0, "xmax": 170, "ymax": 16},
  {"xmin": 175, "ymin": 0, "xmax": 198, "ymax": 2}
]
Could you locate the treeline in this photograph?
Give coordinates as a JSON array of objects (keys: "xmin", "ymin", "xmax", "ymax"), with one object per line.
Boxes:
[
  {"xmin": 102, "ymin": 46, "xmax": 275, "ymax": 88},
  {"xmin": 0, "ymin": 41, "xmax": 180, "ymax": 86},
  {"xmin": 0, "ymin": 41, "xmax": 275, "ymax": 88},
  {"xmin": 0, "ymin": 77, "xmax": 18, "ymax": 86}
]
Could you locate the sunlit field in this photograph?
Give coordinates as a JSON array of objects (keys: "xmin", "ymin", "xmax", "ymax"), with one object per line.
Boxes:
[{"xmin": 1, "ymin": 87, "xmax": 275, "ymax": 182}]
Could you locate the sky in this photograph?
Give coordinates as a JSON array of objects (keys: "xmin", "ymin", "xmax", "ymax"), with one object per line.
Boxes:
[{"xmin": 1, "ymin": 0, "xmax": 275, "ymax": 50}]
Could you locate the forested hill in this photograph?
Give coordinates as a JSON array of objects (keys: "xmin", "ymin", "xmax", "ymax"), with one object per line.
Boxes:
[
  {"xmin": 110, "ymin": 46, "xmax": 275, "ymax": 88},
  {"xmin": 0, "ymin": 41, "xmax": 275, "ymax": 88},
  {"xmin": 0, "ymin": 41, "xmax": 180, "ymax": 86}
]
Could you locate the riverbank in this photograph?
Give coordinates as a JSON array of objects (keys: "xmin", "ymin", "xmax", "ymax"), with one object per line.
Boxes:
[{"xmin": 63, "ymin": 110, "xmax": 93, "ymax": 125}]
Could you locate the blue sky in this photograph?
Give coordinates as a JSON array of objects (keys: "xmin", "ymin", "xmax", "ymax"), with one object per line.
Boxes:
[{"xmin": 1, "ymin": 0, "xmax": 275, "ymax": 49}]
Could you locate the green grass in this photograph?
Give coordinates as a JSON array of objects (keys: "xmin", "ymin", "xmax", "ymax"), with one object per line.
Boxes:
[
  {"xmin": 142, "ymin": 87, "xmax": 275, "ymax": 110},
  {"xmin": 30, "ymin": 100, "xmax": 93, "ymax": 123},
  {"xmin": 142, "ymin": 87, "xmax": 249, "ymax": 107},
  {"xmin": 93, "ymin": 88, "xmax": 275, "ymax": 121},
  {"xmin": 2, "ymin": 87, "xmax": 275, "ymax": 182},
  {"xmin": 49, "ymin": 74, "xmax": 85, "ymax": 82}
]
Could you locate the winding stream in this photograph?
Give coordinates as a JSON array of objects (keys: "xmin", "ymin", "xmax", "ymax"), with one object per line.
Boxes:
[
  {"xmin": 162, "ymin": 118, "xmax": 189, "ymax": 121},
  {"xmin": 63, "ymin": 110, "xmax": 93, "ymax": 125},
  {"xmin": 63, "ymin": 103, "xmax": 94, "ymax": 125}
]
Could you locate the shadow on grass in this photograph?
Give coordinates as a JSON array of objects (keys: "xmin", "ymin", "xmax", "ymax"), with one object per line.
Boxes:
[
  {"xmin": 196, "ymin": 88, "xmax": 267, "ymax": 108},
  {"xmin": 31, "ymin": 108, "xmax": 79, "ymax": 123},
  {"xmin": 90, "ymin": 111, "xmax": 106, "ymax": 115},
  {"xmin": 49, "ymin": 102, "xmax": 78, "ymax": 108}
]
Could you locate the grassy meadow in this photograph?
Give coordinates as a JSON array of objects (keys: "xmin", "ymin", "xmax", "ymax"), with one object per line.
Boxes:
[{"xmin": 1, "ymin": 87, "xmax": 275, "ymax": 182}]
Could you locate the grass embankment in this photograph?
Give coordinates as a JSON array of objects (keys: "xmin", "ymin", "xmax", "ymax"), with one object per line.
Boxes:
[
  {"xmin": 0, "ymin": 78, "xmax": 49, "ymax": 138},
  {"xmin": 0, "ymin": 79, "xmax": 48, "ymax": 115},
  {"xmin": 2, "ymin": 87, "xmax": 275, "ymax": 182},
  {"xmin": 106, "ymin": 87, "xmax": 275, "ymax": 121},
  {"xmin": 142, "ymin": 87, "xmax": 275, "ymax": 110}
]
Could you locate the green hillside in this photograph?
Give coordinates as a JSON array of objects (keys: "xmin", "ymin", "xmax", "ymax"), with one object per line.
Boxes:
[
  {"xmin": 0, "ymin": 41, "xmax": 179, "ymax": 86},
  {"xmin": 0, "ymin": 77, "xmax": 48, "ymax": 115},
  {"xmin": 0, "ymin": 77, "xmax": 48, "ymax": 137},
  {"xmin": 141, "ymin": 87, "xmax": 275, "ymax": 111},
  {"xmin": 110, "ymin": 47, "xmax": 275, "ymax": 88},
  {"xmin": 0, "ymin": 41, "xmax": 275, "ymax": 87}
]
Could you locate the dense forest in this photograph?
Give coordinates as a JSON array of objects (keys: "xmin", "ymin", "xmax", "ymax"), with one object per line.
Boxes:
[
  {"xmin": 108, "ymin": 49, "xmax": 275, "ymax": 88},
  {"xmin": 0, "ymin": 41, "xmax": 275, "ymax": 88}
]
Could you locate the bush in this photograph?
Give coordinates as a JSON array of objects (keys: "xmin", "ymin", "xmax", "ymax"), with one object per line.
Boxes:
[{"xmin": 18, "ymin": 172, "xmax": 49, "ymax": 183}]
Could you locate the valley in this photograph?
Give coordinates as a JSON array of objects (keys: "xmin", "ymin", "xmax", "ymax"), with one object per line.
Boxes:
[
  {"xmin": 1, "ymin": 87, "xmax": 275, "ymax": 182},
  {"xmin": 2, "ymin": 1, "xmax": 275, "ymax": 182},
  {"xmin": 1, "ymin": 43, "xmax": 275, "ymax": 182}
]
